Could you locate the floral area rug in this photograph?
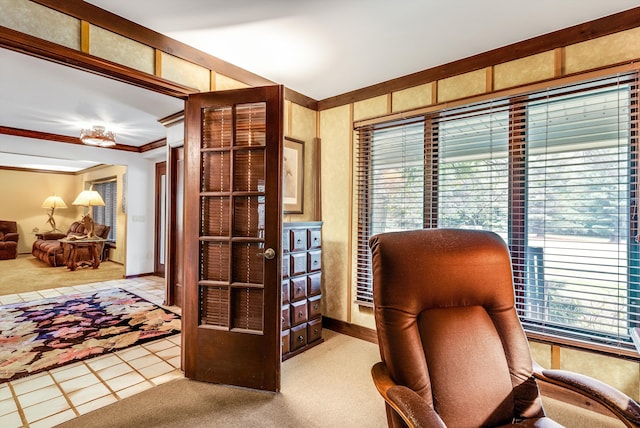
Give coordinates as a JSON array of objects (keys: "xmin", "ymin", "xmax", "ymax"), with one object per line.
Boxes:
[{"xmin": 0, "ymin": 288, "xmax": 181, "ymax": 383}]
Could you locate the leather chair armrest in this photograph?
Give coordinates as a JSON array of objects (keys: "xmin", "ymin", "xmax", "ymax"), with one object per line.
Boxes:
[
  {"xmin": 372, "ymin": 362, "xmax": 446, "ymax": 428},
  {"xmin": 533, "ymin": 364, "xmax": 640, "ymax": 427},
  {"xmin": 2, "ymin": 232, "xmax": 19, "ymax": 242},
  {"xmin": 40, "ymin": 232, "xmax": 66, "ymax": 240}
]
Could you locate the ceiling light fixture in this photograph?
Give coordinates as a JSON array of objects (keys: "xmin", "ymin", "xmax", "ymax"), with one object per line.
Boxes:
[{"xmin": 80, "ymin": 125, "xmax": 116, "ymax": 147}]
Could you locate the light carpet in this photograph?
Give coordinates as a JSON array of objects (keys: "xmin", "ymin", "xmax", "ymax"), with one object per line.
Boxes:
[
  {"xmin": 55, "ymin": 330, "xmax": 623, "ymax": 428},
  {"xmin": 0, "ymin": 254, "xmax": 125, "ymax": 295}
]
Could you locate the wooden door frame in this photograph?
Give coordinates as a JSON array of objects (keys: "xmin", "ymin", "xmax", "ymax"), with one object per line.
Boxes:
[
  {"xmin": 166, "ymin": 146, "xmax": 184, "ymax": 307},
  {"xmin": 154, "ymin": 161, "xmax": 167, "ymax": 277}
]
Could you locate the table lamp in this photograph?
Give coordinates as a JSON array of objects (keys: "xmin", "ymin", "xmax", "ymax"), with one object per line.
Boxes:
[
  {"xmin": 72, "ymin": 190, "xmax": 105, "ymax": 238},
  {"xmin": 41, "ymin": 195, "xmax": 67, "ymax": 232}
]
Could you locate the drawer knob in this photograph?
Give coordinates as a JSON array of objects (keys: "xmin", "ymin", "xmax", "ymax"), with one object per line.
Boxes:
[
  {"xmin": 297, "ymin": 287, "xmax": 302, "ymax": 293},
  {"xmin": 298, "ymin": 311, "xmax": 304, "ymax": 317},
  {"xmin": 313, "ymin": 304, "xmax": 318, "ymax": 310},
  {"xmin": 314, "ymin": 329, "xmax": 319, "ymax": 334},
  {"xmin": 298, "ymin": 335, "xmax": 304, "ymax": 342},
  {"xmin": 313, "ymin": 260, "xmax": 318, "ymax": 265}
]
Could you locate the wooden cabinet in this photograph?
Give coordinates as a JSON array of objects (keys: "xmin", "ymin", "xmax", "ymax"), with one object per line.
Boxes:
[{"xmin": 282, "ymin": 221, "xmax": 323, "ymax": 360}]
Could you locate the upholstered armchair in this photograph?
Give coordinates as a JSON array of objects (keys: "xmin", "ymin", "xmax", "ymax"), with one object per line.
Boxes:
[
  {"xmin": 0, "ymin": 220, "xmax": 19, "ymax": 260},
  {"xmin": 32, "ymin": 221, "xmax": 110, "ymax": 267},
  {"xmin": 369, "ymin": 229, "xmax": 640, "ymax": 428}
]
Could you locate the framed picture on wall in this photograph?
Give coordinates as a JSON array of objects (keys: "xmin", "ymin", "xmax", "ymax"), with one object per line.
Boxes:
[{"xmin": 283, "ymin": 137, "xmax": 304, "ymax": 214}]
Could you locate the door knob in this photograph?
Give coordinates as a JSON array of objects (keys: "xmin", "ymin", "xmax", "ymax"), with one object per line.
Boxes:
[{"xmin": 257, "ymin": 248, "xmax": 276, "ymax": 260}]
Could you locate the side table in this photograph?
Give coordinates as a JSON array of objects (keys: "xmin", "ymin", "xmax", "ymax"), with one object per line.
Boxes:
[{"xmin": 59, "ymin": 238, "xmax": 106, "ymax": 271}]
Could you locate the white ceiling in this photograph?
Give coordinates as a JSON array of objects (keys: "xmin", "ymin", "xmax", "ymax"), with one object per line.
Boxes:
[
  {"xmin": 1, "ymin": 0, "xmax": 639, "ymax": 170},
  {"xmin": 86, "ymin": 0, "xmax": 640, "ymax": 100}
]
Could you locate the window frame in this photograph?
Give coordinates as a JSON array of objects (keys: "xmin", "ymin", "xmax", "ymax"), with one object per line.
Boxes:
[{"xmin": 355, "ymin": 70, "xmax": 640, "ymax": 357}]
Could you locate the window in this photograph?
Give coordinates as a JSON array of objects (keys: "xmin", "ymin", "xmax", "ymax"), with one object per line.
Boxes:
[
  {"xmin": 356, "ymin": 72, "xmax": 639, "ymax": 353},
  {"xmin": 92, "ymin": 180, "xmax": 117, "ymax": 241}
]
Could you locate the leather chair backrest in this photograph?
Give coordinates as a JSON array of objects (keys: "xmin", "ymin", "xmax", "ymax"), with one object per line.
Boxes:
[
  {"xmin": 369, "ymin": 229, "xmax": 545, "ymax": 427},
  {"xmin": 0, "ymin": 220, "xmax": 17, "ymax": 236},
  {"xmin": 94, "ymin": 224, "xmax": 111, "ymax": 239},
  {"xmin": 67, "ymin": 221, "xmax": 110, "ymax": 239},
  {"xmin": 67, "ymin": 221, "xmax": 87, "ymax": 236}
]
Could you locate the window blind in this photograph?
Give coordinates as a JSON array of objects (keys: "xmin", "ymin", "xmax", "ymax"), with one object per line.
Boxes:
[
  {"xmin": 519, "ymin": 76, "xmax": 639, "ymax": 350},
  {"xmin": 355, "ymin": 71, "xmax": 640, "ymax": 353},
  {"xmin": 355, "ymin": 118, "xmax": 425, "ymax": 305},
  {"xmin": 435, "ymin": 103, "xmax": 510, "ymax": 237},
  {"xmin": 92, "ymin": 180, "xmax": 117, "ymax": 241}
]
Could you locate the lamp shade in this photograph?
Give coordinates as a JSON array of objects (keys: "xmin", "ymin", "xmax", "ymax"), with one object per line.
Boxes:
[
  {"xmin": 72, "ymin": 190, "xmax": 105, "ymax": 207},
  {"xmin": 41, "ymin": 195, "xmax": 68, "ymax": 209}
]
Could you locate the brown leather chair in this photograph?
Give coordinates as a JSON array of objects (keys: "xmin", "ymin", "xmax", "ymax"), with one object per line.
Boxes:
[
  {"xmin": 369, "ymin": 228, "xmax": 640, "ymax": 428},
  {"xmin": 0, "ymin": 220, "xmax": 19, "ymax": 260}
]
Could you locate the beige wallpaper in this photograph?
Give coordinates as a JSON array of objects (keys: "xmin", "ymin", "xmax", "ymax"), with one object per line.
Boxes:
[
  {"xmin": 284, "ymin": 102, "xmax": 318, "ymax": 223},
  {"xmin": 161, "ymin": 52, "xmax": 211, "ymax": 92},
  {"xmin": 319, "ymin": 105, "xmax": 351, "ymax": 321},
  {"xmin": 0, "ymin": 0, "xmax": 80, "ymax": 50},
  {"xmin": 90, "ymin": 25, "xmax": 154, "ymax": 75}
]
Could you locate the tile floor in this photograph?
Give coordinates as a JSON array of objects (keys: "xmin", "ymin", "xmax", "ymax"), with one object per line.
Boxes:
[{"xmin": 0, "ymin": 276, "xmax": 184, "ymax": 428}]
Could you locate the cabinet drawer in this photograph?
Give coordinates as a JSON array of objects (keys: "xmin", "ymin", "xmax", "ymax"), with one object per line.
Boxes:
[
  {"xmin": 282, "ymin": 254, "xmax": 290, "ymax": 278},
  {"xmin": 290, "ymin": 276, "xmax": 307, "ymax": 301},
  {"xmin": 290, "ymin": 253, "xmax": 307, "ymax": 276},
  {"xmin": 282, "ymin": 231, "xmax": 290, "ymax": 253},
  {"xmin": 307, "ymin": 272, "xmax": 321, "ymax": 296},
  {"xmin": 308, "ymin": 295, "xmax": 321, "ymax": 320},
  {"xmin": 281, "ymin": 305, "xmax": 291, "ymax": 330},
  {"xmin": 282, "ymin": 330, "xmax": 290, "ymax": 355},
  {"xmin": 290, "ymin": 323, "xmax": 307, "ymax": 352},
  {"xmin": 291, "ymin": 299, "xmax": 308, "ymax": 326},
  {"xmin": 308, "ymin": 228, "xmax": 321, "ymax": 249},
  {"xmin": 308, "ymin": 250, "xmax": 321, "ymax": 272},
  {"xmin": 308, "ymin": 317, "xmax": 322, "ymax": 343},
  {"xmin": 282, "ymin": 279, "xmax": 290, "ymax": 304},
  {"xmin": 290, "ymin": 229, "xmax": 307, "ymax": 252}
]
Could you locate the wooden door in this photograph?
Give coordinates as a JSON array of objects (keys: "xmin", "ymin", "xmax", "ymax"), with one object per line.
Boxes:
[{"xmin": 183, "ymin": 86, "xmax": 283, "ymax": 391}]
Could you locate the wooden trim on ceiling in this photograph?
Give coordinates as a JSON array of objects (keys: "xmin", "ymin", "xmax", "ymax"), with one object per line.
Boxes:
[
  {"xmin": 159, "ymin": 111, "xmax": 185, "ymax": 127},
  {"xmin": 0, "ymin": 25, "xmax": 195, "ymax": 99},
  {"xmin": 284, "ymin": 87, "xmax": 318, "ymax": 111},
  {"xmin": 140, "ymin": 138, "xmax": 167, "ymax": 152},
  {"xmin": 0, "ymin": 165, "xmax": 77, "ymax": 175},
  {"xmin": 318, "ymin": 6, "xmax": 640, "ymax": 110},
  {"xmin": 0, "ymin": 126, "xmax": 141, "ymax": 153},
  {"xmin": 31, "ymin": 0, "xmax": 276, "ymax": 90},
  {"xmin": 3, "ymin": 3, "xmax": 639, "ymax": 116}
]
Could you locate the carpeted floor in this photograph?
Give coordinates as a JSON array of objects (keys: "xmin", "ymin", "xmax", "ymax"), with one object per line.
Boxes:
[
  {"xmin": 0, "ymin": 254, "xmax": 125, "ymax": 295},
  {"xmin": 55, "ymin": 330, "xmax": 625, "ymax": 428},
  {"xmin": 57, "ymin": 330, "xmax": 387, "ymax": 428}
]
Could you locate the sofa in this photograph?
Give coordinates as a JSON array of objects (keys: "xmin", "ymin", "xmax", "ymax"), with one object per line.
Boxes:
[
  {"xmin": 0, "ymin": 220, "xmax": 19, "ymax": 260},
  {"xmin": 32, "ymin": 221, "xmax": 110, "ymax": 267}
]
